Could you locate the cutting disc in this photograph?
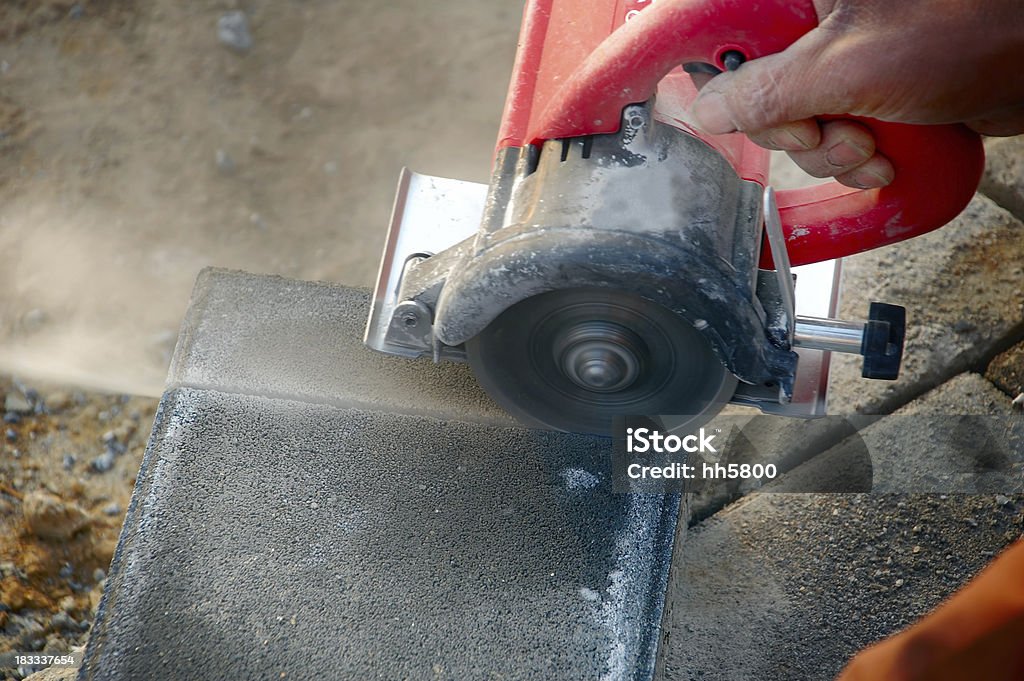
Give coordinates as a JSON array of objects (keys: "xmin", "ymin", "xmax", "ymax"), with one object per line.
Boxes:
[{"xmin": 465, "ymin": 287, "xmax": 738, "ymax": 436}]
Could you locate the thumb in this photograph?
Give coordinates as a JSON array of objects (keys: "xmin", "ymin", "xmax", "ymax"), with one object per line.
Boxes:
[{"xmin": 690, "ymin": 32, "xmax": 837, "ymax": 135}]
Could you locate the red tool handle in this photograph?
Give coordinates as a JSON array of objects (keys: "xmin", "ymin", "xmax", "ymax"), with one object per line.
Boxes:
[{"xmin": 501, "ymin": 0, "xmax": 984, "ymax": 267}]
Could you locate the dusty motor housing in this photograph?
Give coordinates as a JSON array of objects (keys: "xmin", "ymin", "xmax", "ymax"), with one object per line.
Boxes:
[{"xmin": 365, "ymin": 103, "xmax": 904, "ymax": 429}]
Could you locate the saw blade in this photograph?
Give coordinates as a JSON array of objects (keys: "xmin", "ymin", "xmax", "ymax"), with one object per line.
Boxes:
[{"xmin": 465, "ymin": 287, "xmax": 737, "ymax": 436}]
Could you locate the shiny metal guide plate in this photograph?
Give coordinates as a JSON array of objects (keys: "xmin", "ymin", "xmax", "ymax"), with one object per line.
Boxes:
[{"xmin": 365, "ymin": 169, "xmax": 488, "ymax": 357}]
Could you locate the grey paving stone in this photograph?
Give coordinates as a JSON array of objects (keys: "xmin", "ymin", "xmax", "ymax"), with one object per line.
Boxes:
[
  {"xmin": 81, "ymin": 271, "xmax": 682, "ymax": 681},
  {"xmin": 828, "ymin": 194, "xmax": 1024, "ymax": 414},
  {"xmin": 980, "ymin": 136, "xmax": 1024, "ymax": 222},
  {"xmin": 660, "ymin": 493, "xmax": 1024, "ymax": 681}
]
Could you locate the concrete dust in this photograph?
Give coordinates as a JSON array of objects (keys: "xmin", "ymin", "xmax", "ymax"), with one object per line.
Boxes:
[{"xmin": 0, "ymin": 0, "xmax": 520, "ymax": 397}]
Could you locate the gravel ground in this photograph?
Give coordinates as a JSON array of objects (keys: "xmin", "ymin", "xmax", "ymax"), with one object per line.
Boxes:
[{"xmin": 0, "ymin": 377, "xmax": 155, "ymax": 680}]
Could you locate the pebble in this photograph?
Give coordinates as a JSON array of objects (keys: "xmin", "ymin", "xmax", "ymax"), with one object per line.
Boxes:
[
  {"xmin": 62, "ymin": 454, "xmax": 76, "ymax": 470},
  {"xmin": 5, "ymin": 428, "xmax": 15, "ymax": 442},
  {"xmin": 3, "ymin": 412, "xmax": 19, "ymax": 423},
  {"xmin": 93, "ymin": 568, "xmax": 106, "ymax": 583},
  {"xmin": 23, "ymin": 492, "xmax": 91, "ymax": 540},
  {"xmin": 23, "ymin": 665, "xmax": 78, "ymax": 680},
  {"xmin": 217, "ymin": 11, "xmax": 253, "ymax": 53},
  {"xmin": 216, "ymin": 149, "xmax": 236, "ymax": 175},
  {"xmin": 996, "ymin": 494, "xmax": 1012, "ymax": 507},
  {"xmin": 952, "ymin": 319, "xmax": 976, "ymax": 334},
  {"xmin": 1012, "ymin": 393, "xmax": 1024, "ymax": 411},
  {"xmin": 50, "ymin": 611, "xmax": 76, "ymax": 631},
  {"xmin": 45, "ymin": 391, "xmax": 72, "ymax": 412},
  {"xmin": 91, "ymin": 451, "xmax": 115, "ymax": 473},
  {"xmin": 5, "ymin": 391, "xmax": 32, "ymax": 413},
  {"xmin": 102, "ymin": 503, "xmax": 121, "ymax": 516}
]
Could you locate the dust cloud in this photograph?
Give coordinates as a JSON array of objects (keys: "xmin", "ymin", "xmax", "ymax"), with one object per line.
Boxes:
[{"xmin": 0, "ymin": 0, "xmax": 520, "ymax": 396}]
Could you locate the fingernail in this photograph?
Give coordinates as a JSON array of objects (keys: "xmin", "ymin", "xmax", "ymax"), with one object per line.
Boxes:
[
  {"xmin": 826, "ymin": 140, "xmax": 871, "ymax": 167},
  {"xmin": 783, "ymin": 128, "xmax": 815, "ymax": 151},
  {"xmin": 851, "ymin": 167, "xmax": 894, "ymax": 188},
  {"xmin": 690, "ymin": 92, "xmax": 736, "ymax": 135}
]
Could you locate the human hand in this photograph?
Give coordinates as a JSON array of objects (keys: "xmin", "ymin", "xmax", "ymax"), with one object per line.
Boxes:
[
  {"xmin": 689, "ymin": 0, "xmax": 1024, "ymax": 188},
  {"xmin": 836, "ymin": 539, "xmax": 1024, "ymax": 680}
]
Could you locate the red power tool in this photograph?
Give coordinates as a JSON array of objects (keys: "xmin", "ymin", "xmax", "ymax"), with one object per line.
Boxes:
[{"xmin": 365, "ymin": 0, "xmax": 984, "ymax": 435}]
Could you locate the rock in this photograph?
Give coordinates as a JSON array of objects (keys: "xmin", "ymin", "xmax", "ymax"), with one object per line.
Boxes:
[
  {"xmin": 986, "ymin": 340, "xmax": 1024, "ymax": 396},
  {"xmin": 24, "ymin": 666, "xmax": 78, "ymax": 681},
  {"xmin": 49, "ymin": 611, "xmax": 76, "ymax": 631},
  {"xmin": 112, "ymin": 419, "xmax": 137, "ymax": 442},
  {"xmin": 980, "ymin": 136, "xmax": 1024, "ymax": 221},
  {"xmin": 5, "ymin": 428, "xmax": 15, "ymax": 442},
  {"xmin": 44, "ymin": 391, "xmax": 72, "ymax": 412},
  {"xmin": 91, "ymin": 451, "xmax": 115, "ymax": 473},
  {"xmin": 217, "ymin": 11, "xmax": 253, "ymax": 53},
  {"xmin": 215, "ymin": 149, "xmax": 236, "ymax": 175},
  {"xmin": 5, "ymin": 391, "xmax": 32, "ymax": 413},
  {"xmin": 23, "ymin": 491, "xmax": 91, "ymax": 540},
  {"xmin": 102, "ymin": 503, "xmax": 120, "ymax": 516}
]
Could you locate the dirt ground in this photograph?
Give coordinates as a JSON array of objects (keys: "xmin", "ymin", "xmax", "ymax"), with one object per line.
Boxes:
[
  {"xmin": 0, "ymin": 1, "xmax": 520, "ymax": 678},
  {"xmin": 0, "ymin": 0, "xmax": 522, "ymax": 396}
]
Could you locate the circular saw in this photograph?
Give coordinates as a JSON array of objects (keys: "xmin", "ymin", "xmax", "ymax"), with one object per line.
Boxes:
[{"xmin": 364, "ymin": 0, "xmax": 983, "ymax": 436}]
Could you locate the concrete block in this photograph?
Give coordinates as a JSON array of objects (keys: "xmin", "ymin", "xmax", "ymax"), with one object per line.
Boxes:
[
  {"xmin": 980, "ymin": 136, "xmax": 1024, "ymax": 222},
  {"xmin": 828, "ymin": 195, "xmax": 1024, "ymax": 414},
  {"xmin": 660, "ymin": 492, "xmax": 1024, "ymax": 681},
  {"xmin": 81, "ymin": 270, "xmax": 682, "ymax": 680}
]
